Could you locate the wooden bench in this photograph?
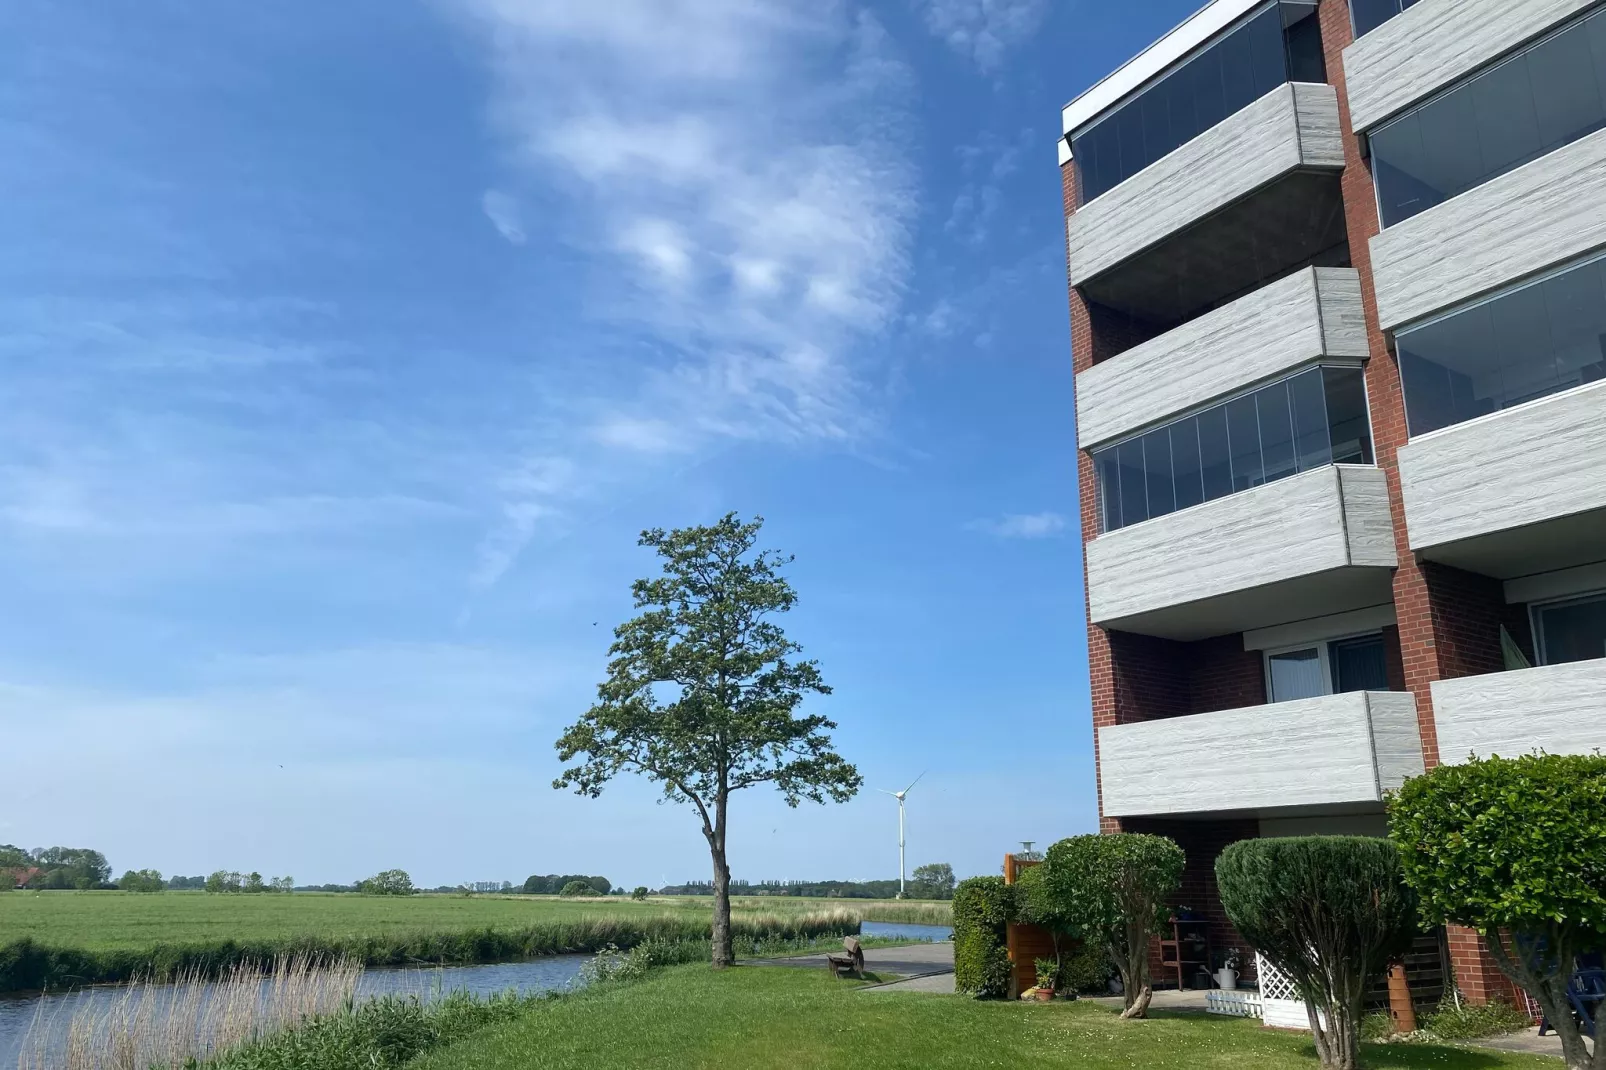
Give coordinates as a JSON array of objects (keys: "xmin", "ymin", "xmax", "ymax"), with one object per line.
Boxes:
[{"xmin": 826, "ymin": 936, "xmax": 865, "ymax": 978}]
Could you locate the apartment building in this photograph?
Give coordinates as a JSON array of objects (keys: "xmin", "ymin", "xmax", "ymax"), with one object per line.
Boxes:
[{"xmin": 1062, "ymin": 0, "xmax": 1606, "ymax": 1002}]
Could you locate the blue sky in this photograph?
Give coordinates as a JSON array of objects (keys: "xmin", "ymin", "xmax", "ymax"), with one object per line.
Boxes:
[{"xmin": 1, "ymin": 0, "xmax": 1201, "ymax": 889}]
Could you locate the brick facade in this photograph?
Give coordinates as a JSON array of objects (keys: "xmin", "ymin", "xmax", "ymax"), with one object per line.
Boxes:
[{"xmin": 1062, "ymin": 0, "xmax": 1537, "ymax": 1008}]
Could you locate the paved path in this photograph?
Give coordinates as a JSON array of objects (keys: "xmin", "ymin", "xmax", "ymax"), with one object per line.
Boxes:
[
  {"xmin": 1471, "ymin": 1028, "xmax": 1564, "ymax": 1059},
  {"xmin": 746, "ymin": 941, "xmax": 955, "ymax": 992}
]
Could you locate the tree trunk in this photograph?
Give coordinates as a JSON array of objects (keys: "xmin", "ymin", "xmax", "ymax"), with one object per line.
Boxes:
[
  {"xmin": 1119, "ymin": 925, "xmax": 1152, "ymax": 1019},
  {"xmin": 1487, "ymin": 929, "xmax": 1594, "ymax": 1070},
  {"xmin": 708, "ymin": 795, "xmax": 734, "ymax": 969}
]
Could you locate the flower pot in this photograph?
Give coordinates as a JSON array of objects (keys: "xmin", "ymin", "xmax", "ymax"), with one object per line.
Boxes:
[
  {"xmin": 1033, "ymin": 988, "xmax": 1055, "ymax": 1002},
  {"xmin": 1215, "ymin": 968, "xmax": 1239, "ymax": 991}
]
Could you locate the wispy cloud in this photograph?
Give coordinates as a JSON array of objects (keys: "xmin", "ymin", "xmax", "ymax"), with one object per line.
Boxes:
[
  {"xmin": 444, "ymin": 0, "xmax": 919, "ymax": 583},
  {"xmin": 480, "ymin": 189, "xmax": 527, "ymax": 245},
  {"xmin": 968, "ymin": 511, "xmax": 1067, "ymax": 539},
  {"xmin": 913, "ymin": 0, "xmax": 1048, "ymax": 72}
]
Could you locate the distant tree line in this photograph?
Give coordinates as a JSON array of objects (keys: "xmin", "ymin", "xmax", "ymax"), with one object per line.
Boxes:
[
  {"xmin": 204, "ymin": 871, "xmax": 296, "ymax": 893},
  {"xmin": 658, "ymin": 863, "xmax": 955, "ymax": 901},
  {"xmin": 519, "ymin": 874, "xmax": 613, "ymax": 895},
  {"xmin": 2, "ymin": 845, "xmax": 114, "ymax": 889}
]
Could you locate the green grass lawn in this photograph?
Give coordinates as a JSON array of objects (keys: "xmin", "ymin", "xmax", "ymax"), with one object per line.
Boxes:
[
  {"xmin": 0, "ymin": 891, "xmax": 946, "ymax": 950},
  {"xmin": 409, "ymin": 966, "xmax": 1553, "ymax": 1070}
]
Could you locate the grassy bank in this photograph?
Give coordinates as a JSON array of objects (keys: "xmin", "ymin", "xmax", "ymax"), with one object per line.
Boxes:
[
  {"xmin": 0, "ymin": 906, "xmax": 859, "ymax": 993},
  {"xmin": 0, "ymin": 891, "xmax": 946, "ymax": 951},
  {"xmin": 403, "ymin": 966, "xmax": 1553, "ymax": 1070}
]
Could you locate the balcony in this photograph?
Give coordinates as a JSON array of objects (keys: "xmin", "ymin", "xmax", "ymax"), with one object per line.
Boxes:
[
  {"xmin": 1076, "ymin": 268, "xmax": 1366, "ymax": 451},
  {"xmin": 1066, "ymin": 83, "xmax": 1347, "ymax": 325},
  {"xmin": 1432, "ymin": 660, "xmax": 1606, "ymax": 763},
  {"xmin": 1344, "ymin": 0, "xmax": 1599, "ymax": 133},
  {"xmin": 1085, "ymin": 465, "xmax": 1397, "ymax": 640},
  {"xmin": 1370, "ymin": 128, "xmax": 1606, "ymax": 332},
  {"xmin": 1098, "ymin": 691, "xmax": 1424, "ymax": 818},
  {"xmin": 1397, "ymin": 382, "xmax": 1606, "ymax": 577}
]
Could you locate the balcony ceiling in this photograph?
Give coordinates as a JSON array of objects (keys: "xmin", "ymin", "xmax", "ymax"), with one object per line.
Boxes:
[
  {"xmin": 1079, "ymin": 171, "xmax": 1348, "ymax": 324},
  {"xmin": 1418, "ymin": 505, "xmax": 1606, "ymax": 579}
]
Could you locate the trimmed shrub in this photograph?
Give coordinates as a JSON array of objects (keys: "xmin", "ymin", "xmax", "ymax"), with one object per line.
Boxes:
[
  {"xmin": 1389, "ymin": 753, "xmax": 1606, "ymax": 1070},
  {"xmin": 1217, "ymin": 836, "xmax": 1418, "ymax": 1070},
  {"xmin": 1060, "ymin": 941, "xmax": 1112, "ymax": 995},
  {"xmin": 1040, "ymin": 834, "xmax": 1182, "ymax": 1019},
  {"xmin": 952, "ymin": 876, "xmax": 1012, "ymax": 998}
]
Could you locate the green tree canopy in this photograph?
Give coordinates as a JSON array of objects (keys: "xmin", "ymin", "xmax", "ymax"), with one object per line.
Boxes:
[
  {"xmin": 554, "ymin": 514, "xmax": 860, "ymax": 967},
  {"xmin": 1040, "ymin": 834, "xmax": 1183, "ymax": 1019},
  {"xmin": 358, "ymin": 869, "xmax": 416, "ymax": 896},
  {"xmin": 1389, "ymin": 754, "xmax": 1606, "ymax": 1070},
  {"xmin": 1217, "ymin": 836, "xmax": 1418, "ymax": 1070},
  {"xmin": 910, "ymin": 863, "xmax": 956, "ymax": 900}
]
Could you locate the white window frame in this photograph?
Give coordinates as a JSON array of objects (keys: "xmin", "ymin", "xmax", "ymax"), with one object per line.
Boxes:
[
  {"xmin": 1529, "ymin": 588, "xmax": 1606, "ymax": 667},
  {"xmin": 1263, "ymin": 629, "xmax": 1388, "ymax": 701}
]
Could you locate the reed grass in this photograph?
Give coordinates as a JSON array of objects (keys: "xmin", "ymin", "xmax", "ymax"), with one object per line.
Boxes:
[
  {"xmin": 18, "ymin": 954, "xmax": 362, "ymax": 1070},
  {"xmin": 1, "ymin": 910, "xmax": 859, "ymax": 993}
]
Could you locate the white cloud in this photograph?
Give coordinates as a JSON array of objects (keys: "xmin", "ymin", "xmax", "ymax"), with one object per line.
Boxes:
[
  {"xmin": 481, "ymin": 189, "xmax": 527, "ymax": 244},
  {"xmin": 968, "ymin": 511, "xmax": 1067, "ymax": 539},
  {"xmin": 914, "ymin": 0, "xmax": 1048, "ymax": 71},
  {"xmin": 444, "ymin": 0, "xmax": 919, "ymax": 583}
]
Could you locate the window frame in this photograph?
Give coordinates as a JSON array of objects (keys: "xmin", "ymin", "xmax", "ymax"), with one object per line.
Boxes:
[
  {"xmin": 1368, "ymin": 5, "xmax": 1606, "ymax": 230},
  {"xmin": 1090, "ymin": 360, "xmax": 1371, "ymax": 535},
  {"xmin": 1529, "ymin": 588, "xmax": 1606, "ymax": 667},
  {"xmin": 1263, "ymin": 629, "xmax": 1389, "ymax": 702}
]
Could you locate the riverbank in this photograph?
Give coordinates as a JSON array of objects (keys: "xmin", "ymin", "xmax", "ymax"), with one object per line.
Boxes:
[{"xmin": 403, "ymin": 965, "xmax": 1556, "ymax": 1070}]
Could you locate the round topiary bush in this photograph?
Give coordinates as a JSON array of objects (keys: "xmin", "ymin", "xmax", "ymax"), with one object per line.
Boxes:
[
  {"xmin": 1216, "ymin": 836, "xmax": 1418, "ymax": 1070},
  {"xmin": 952, "ymin": 876, "xmax": 1013, "ymax": 998},
  {"xmin": 559, "ymin": 880, "xmax": 599, "ymax": 897}
]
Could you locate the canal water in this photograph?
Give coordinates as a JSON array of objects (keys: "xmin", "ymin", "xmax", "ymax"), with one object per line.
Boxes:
[{"xmin": 0, "ymin": 922, "xmax": 950, "ymax": 1063}]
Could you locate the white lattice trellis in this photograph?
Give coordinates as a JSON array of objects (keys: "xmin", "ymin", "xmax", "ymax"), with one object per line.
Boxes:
[{"xmin": 1256, "ymin": 953, "xmax": 1317, "ymax": 1031}]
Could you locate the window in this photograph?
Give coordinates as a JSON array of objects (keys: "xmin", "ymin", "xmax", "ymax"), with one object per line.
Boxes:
[
  {"xmin": 1370, "ymin": 9, "xmax": 1606, "ymax": 227},
  {"xmin": 1351, "ymin": 0, "xmax": 1421, "ymax": 41},
  {"xmin": 1093, "ymin": 365, "xmax": 1371, "ymax": 533},
  {"xmin": 1398, "ymin": 253, "xmax": 1606, "ymax": 438},
  {"xmin": 1534, "ymin": 592, "xmax": 1606, "ymax": 665},
  {"xmin": 1072, "ymin": 3, "xmax": 1327, "ymax": 204},
  {"xmin": 1265, "ymin": 632, "xmax": 1392, "ymax": 702}
]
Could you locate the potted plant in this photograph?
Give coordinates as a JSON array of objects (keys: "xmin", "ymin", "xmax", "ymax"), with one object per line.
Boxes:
[
  {"xmin": 1033, "ymin": 958, "xmax": 1058, "ymax": 1001},
  {"xmin": 1215, "ymin": 948, "xmax": 1242, "ymax": 991}
]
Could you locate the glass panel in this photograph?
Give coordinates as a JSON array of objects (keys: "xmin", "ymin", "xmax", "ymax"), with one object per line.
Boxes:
[
  {"xmin": 1538, "ymin": 595, "xmax": 1606, "ymax": 665},
  {"xmin": 1171, "ymin": 419, "xmax": 1204, "ymax": 511},
  {"xmin": 1117, "ymin": 438, "xmax": 1148, "ymax": 527},
  {"xmin": 1284, "ymin": 13, "xmax": 1327, "ymax": 85},
  {"xmin": 1322, "ymin": 366, "xmax": 1372, "ymax": 463},
  {"xmin": 1399, "ymin": 254, "xmax": 1606, "ymax": 437},
  {"xmin": 1070, "ymin": 2, "xmax": 1304, "ymax": 204},
  {"xmin": 1352, "ymin": 0, "xmax": 1421, "ymax": 40},
  {"xmin": 1096, "ymin": 448, "xmax": 1123, "ymax": 532},
  {"xmin": 1092, "ymin": 364, "xmax": 1375, "ymax": 532},
  {"xmin": 1198, "ymin": 406, "xmax": 1233, "ymax": 502},
  {"xmin": 1141, "ymin": 427, "xmax": 1176, "ymax": 518},
  {"xmin": 1330, "ymin": 634, "xmax": 1390, "ymax": 692},
  {"xmin": 1257, "ymin": 380, "xmax": 1298, "ymax": 484},
  {"xmin": 1372, "ymin": 8, "xmax": 1606, "ymax": 227},
  {"xmin": 1268, "ymin": 648, "xmax": 1327, "ymax": 702},
  {"xmin": 1226, "ymin": 394, "xmax": 1264, "ymax": 492},
  {"xmin": 1290, "ymin": 367, "xmax": 1333, "ymax": 471}
]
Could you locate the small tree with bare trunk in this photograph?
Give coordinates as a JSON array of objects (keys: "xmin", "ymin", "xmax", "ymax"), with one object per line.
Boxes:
[
  {"xmin": 1040, "ymin": 833, "xmax": 1183, "ymax": 1018},
  {"xmin": 1390, "ymin": 754, "xmax": 1606, "ymax": 1070},
  {"xmin": 553, "ymin": 513, "xmax": 861, "ymax": 969},
  {"xmin": 1217, "ymin": 836, "xmax": 1419, "ymax": 1070}
]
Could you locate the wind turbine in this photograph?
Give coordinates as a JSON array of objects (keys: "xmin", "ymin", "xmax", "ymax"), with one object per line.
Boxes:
[{"xmin": 879, "ymin": 772, "xmax": 925, "ymax": 898}]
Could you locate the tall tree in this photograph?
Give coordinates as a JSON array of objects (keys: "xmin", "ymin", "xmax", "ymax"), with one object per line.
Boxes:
[{"xmin": 555, "ymin": 513, "xmax": 861, "ymax": 968}]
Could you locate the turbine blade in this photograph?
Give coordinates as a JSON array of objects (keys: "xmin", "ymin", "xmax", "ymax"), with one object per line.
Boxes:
[{"xmin": 902, "ymin": 771, "xmax": 927, "ymax": 795}]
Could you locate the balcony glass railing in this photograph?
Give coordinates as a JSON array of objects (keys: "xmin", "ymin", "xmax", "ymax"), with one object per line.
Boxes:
[
  {"xmin": 1350, "ymin": 0, "xmax": 1421, "ymax": 41},
  {"xmin": 1370, "ymin": 8, "xmax": 1606, "ymax": 227},
  {"xmin": 1071, "ymin": 2, "xmax": 1326, "ymax": 205},
  {"xmin": 1398, "ymin": 252, "xmax": 1606, "ymax": 438},
  {"xmin": 1093, "ymin": 365, "xmax": 1371, "ymax": 534}
]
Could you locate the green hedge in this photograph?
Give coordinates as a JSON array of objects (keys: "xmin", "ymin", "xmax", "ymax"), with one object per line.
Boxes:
[
  {"xmin": 0, "ymin": 913, "xmax": 859, "ymax": 994},
  {"xmin": 952, "ymin": 876, "xmax": 1012, "ymax": 998}
]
